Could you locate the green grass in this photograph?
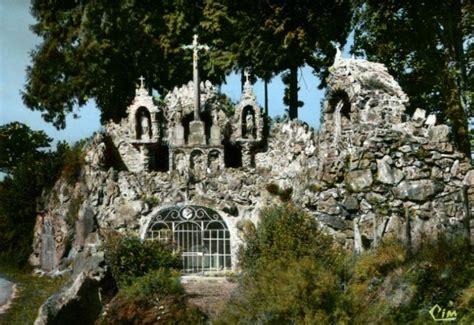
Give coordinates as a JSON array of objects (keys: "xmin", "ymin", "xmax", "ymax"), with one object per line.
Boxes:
[{"xmin": 0, "ymin": 262, "xmax": 69, "ymax": 324}]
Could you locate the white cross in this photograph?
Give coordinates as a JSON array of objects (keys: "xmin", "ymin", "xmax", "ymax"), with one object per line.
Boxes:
[
  {"xmin": 184, "ymin": 34, "xmax": 210, "ymax": 57},
  {"xmin": 138, "ymin": 76, "xmax": 145, "ymax": 88},
  {"xmin": 244, "ymin": 69, "xmax": 251, "ymax": 84}
]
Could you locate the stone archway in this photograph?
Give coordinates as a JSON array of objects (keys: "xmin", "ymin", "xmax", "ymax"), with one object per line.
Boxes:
[{"xmin": 145, "ymin": 205, "xmax": 232, "ymax": 274}]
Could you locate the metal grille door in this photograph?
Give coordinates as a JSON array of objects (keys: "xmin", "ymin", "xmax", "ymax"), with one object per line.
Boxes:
[{"xmin": 145, "ymin": 206, "xmax": 232, "ymax": 273}]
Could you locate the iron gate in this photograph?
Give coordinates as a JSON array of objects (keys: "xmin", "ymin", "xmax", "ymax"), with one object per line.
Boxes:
[{"xmin": 146, "ymin": 206, "xmax": 231, "ymax": 273}]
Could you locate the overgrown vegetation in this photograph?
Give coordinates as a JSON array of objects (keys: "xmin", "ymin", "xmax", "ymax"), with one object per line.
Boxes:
[
  {"xmin": 99, "ymin": 269, "xmax": 207, "ymax": 324},
  {"xmin": 217, "ymin": 204, "xmax": 474, "ymax": 323},
  {"xmin": 100, "ymin": 233, "xmax": 206, "ymax": 324},
  {"xmin": 102, "ymin": 232, "xmax": 181, "ymax": 288},
  {"xmin": 0, "ymin": 262, "xmax": 69, "ymax": 324},
  {"xmin": 0, "ymin": 122, "xmax": 87, "ymax": 266}
]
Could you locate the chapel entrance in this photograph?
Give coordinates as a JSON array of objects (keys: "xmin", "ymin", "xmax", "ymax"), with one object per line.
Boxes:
[{"xmin": 145, "ymin": 205, "xmax": 232, "ymax": 273}]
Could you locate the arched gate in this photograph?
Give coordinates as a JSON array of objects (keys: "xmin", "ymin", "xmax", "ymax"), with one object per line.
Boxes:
[{"xmin": 145, "ymin": 206, "xmax": 231, "ymax": 273}]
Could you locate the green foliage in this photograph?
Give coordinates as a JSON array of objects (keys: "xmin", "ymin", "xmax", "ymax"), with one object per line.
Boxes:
[
  {"xmin": 140, "ymin": 194, "xmax": 160, "ymax": 207},
  {"xmin": 66, "ymin": 196, "xmax": 82, "ymax": 226},
  {"xmin": 0, "ymin": 122, "xmax": 52, "ymax": 175},
  {"xmin": 100, "ymin": 269, "xmax": 207, "ymax": 324},
  {"xmin": 119, "ymin": 268, "xmax": 183, "ymax": 301},
  {"xmin": 25, "ymin": 0, "xmax": 353, "ymax": 126},
  {"xmin": 218, "ymin": 205, "xmax": 474, "ymax": 323},
  {"xmin": 265, "ymin": 183, "xmax": 293, "ymax": 202},
  {"xmin": 0, "ymin": 261, "xmax": 69, "ymax": 324},
  {"xmin": 102, "ymin": 232, "xmax": 181, "ymax": 287},
  {"xmin": 220, "ymin": 0, "xmax": 353, "ymax": 119},
  {"xmin": 0, "ymin": 122, "xmax": 72, "ymax": 265},
  {"xmin": 57, "ymin": 140, "xmax": 86, "ymax": 183},
  {"xmin": 218, "ymin": 205, "xmax": 349, "ymax": 323}
]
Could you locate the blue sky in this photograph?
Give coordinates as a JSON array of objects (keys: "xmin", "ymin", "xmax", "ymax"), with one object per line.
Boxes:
[{"xmin": 0, "ymin": 1, "xmax": 350, "ymax": 144}]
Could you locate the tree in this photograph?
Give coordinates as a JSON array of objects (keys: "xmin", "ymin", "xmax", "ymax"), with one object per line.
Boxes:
[
  {"xmin": 220, "ymin": 0, "xmax": 353, "ymax": 119},
  {"xmin": 0, "ymin": 122, "xmax": 73, "ymax": 264},
  {"xmin": 0, "ymin": 122, "xmax": 52, "ymax": 175},
  {"xmin": 353, "ymin": 0, "xmax": 474, "ymax": 157},
  {"xmin": 23, "ymin": 0, "xmax": 213, "ymax": 128}
]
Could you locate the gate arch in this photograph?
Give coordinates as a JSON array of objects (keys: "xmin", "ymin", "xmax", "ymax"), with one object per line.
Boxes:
[{"xmin": 145, "ymin": 205, "xmax": 231, "ymax": 273}]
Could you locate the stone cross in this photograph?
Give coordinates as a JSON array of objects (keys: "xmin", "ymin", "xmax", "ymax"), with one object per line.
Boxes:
[
  {"xmin": 244, "ymin": 68, "xmax": 251, "ymax": 84},
  {"xmin": 183, "ymin": 34, "xmax": 209, "ymax": 121},
  {"xmin": 138, "ymin": 75, "xmax": 145, "ymax": 89}
]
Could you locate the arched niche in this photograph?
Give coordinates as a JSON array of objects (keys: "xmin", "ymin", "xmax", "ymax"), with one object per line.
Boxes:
[
  {"xmin": 328, "ymin": 89, "xmax": 352, "ymax": 129},
  {"xmin": 190, "ymin": 149, "xmax": 206, "ymax": 178},
  {"xmin": 145, "ymin": 205, "xmax": 232, "ymax": 273},
  {"xmin": 241, "ymin": 105, "xmax": 257, "ymax": 139},
  {"xmin": 135, "ymin": 106, "xmax": 153, "ymax": 140},
  {"xmin": 208, "ymin": 149, "xmax": 222, "ymax": 173}
]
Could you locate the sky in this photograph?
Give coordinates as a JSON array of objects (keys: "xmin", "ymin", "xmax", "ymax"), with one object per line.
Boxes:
[{"xmin": 0, "ymin": 1, "xmax": 351, "ymax": 145}]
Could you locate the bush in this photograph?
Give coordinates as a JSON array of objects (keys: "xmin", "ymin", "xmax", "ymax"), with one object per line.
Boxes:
[
  {"xmin": 100, "ymin": 269, "xmax": 207, "ymax": 324},
  {"xmin": 240, "ymin": 204, "xmax": 343, "ymax": 274},
  {"xmin": 217, "ymin": 205, "xmax": 474, "ymax": 323},
  {"xmin": 265, "ymin": 183, "xmax": 293, "ymax": 202},
  {"xmin": 103, "ymin": 232, "xmax": 181, "ymax": 287},
  {"xmin": 217, "ymin": 205, "xmax": 349, "ymax": 323}
]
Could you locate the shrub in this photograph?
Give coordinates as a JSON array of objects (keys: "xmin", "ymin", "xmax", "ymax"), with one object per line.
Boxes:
[
  {"xmin": 240, "ymin": 205, "xmax": 343, "ymax": 274},
  {"xmin": 100, "ymin": 269, "xmax": 207, "ymax": 324},
  {"xmin": 265, "ymin": 183, "xmax": 293, "ymax": 202},
  {"xmin": 58, "ymin": 140, "xmax": 86, "ymax": 183},
  {"xmin": 217, "ymin": 205, "xmax": 349, "ymax": 323},
  {"xmin": 217, "ymin": 205, "xmax": 474, "ymax": 324},
  {"xmin": 102, "ymin": 232, "xmax": 181, "ymax": 287}
]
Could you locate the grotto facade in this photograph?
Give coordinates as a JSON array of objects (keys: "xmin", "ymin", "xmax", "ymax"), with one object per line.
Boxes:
[{"xmin": 30, "ymin": 52, "xmax": 474, "ymax": 278}]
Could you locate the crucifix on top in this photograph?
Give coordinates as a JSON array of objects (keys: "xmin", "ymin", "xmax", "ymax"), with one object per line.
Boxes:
[{"xmin": 183, "ymin": 34, "xmax": 210, "ymax": 121}]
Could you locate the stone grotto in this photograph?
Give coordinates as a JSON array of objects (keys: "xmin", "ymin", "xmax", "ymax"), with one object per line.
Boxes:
[{"xmin": 30, "ymin": 47, "xmax": 474, "ymax": 279}]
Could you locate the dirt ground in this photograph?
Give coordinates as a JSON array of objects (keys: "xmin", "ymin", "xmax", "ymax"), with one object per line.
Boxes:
[{"xmin": 181, "ymin": 276, "xmax": 238, "ymax": 320}]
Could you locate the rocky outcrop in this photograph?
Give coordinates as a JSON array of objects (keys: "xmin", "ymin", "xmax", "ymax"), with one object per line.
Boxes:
[{"xmin": 34, "ymin": 243, "xmax": 116, "ymax": 325}]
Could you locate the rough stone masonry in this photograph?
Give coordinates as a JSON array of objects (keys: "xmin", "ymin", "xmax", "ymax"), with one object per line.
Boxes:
[{"xmin": 30, "ymin": 53, "xmax": 474, "ymax": 276}]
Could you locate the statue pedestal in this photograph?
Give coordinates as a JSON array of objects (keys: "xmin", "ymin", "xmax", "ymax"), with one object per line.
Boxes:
[
  {"xmin": 210, "ymin": 125, "xmax": 221, "ymax": 145},
  {"xmin": 188, "ymin": 121, "xmax": 206, "ymax": 146},
  {"xmin": 172, "ymin": 125, "xmax": 185, "ymax": 146}
]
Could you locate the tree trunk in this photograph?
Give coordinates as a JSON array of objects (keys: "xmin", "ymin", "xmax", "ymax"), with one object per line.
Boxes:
[
  {"xmin": 445, "ymin": 70, "xmax": 471, "ymax": 158},
  {"xmin": 264, "ymin": 79, "xmax": 268, "ymax": 116},
  {"xmin": 289, "ymin": 65, "xmax": 298, "ymax": 119}
]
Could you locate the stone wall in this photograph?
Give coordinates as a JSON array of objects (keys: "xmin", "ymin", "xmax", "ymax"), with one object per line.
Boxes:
[{"xmin": 30, "ymin": 56, "xmax": 474, "ymax": 275}]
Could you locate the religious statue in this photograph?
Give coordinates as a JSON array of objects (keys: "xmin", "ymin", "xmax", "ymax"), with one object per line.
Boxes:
[
  {"xmin": 175, "ymin": 152, "xmax": 187, "ymax": 176},
  {"xmin": 245, "ymin": 113, "xmax": 255, "ymax": 139},
  {"xmin": 208, "ymin": 151, "xmax": 221, "ymax": 173},
  {"xmin": 191, "ymin": 151, "xmax": 205, "ymax": 180},
  {"xmin": 140, "ymin": 111, "xmax": 151, "ymax": 140},
  {"xmin": 174, "ymin": 109, "xmax": 183, "ymax": 127}
]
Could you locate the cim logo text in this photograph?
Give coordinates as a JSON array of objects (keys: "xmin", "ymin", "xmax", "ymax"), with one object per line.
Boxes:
[{"xmin": 429, "ymin": 304, "xmax": 457, "ymax": 322}]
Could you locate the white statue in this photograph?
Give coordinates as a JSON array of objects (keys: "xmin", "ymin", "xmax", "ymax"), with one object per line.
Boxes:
[
  {"xmin": 175, "ymin": 152, "xmax": 187, "ymax": 176},
  {"xmin": 140, "ymin": 111, "xmax": 150, "ymax": 140},
  {"xmin": 245, "ymin": 113, "xmax": 255, "ymax": 139}
]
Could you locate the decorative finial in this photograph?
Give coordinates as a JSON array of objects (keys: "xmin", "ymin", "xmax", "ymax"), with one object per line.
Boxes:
[{"xmin": 138, "ymin": 76, "xmax": 145, "ymax": 89}]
